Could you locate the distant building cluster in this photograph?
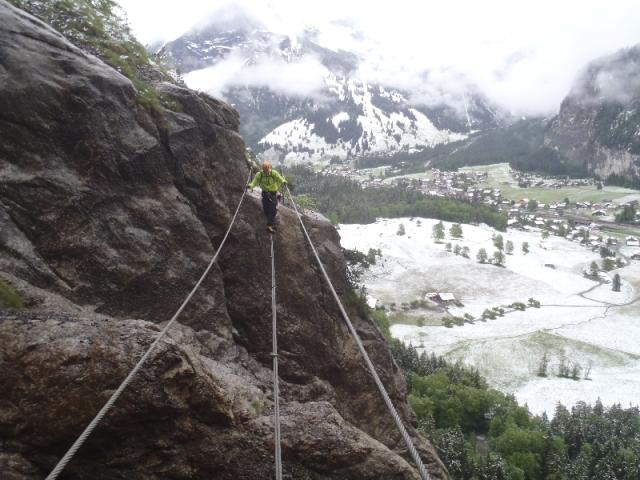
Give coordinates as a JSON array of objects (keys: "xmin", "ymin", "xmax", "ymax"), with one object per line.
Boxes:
[{"xmin": 513, "ymin": 172, "xmax": 595, "ymax": 189}]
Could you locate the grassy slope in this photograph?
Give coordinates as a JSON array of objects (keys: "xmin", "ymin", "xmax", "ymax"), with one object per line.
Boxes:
[
  {"xmin": 462, "ymin": 163, "xmax": 640, "ymax": 203},
  {"xmin": 8, "ymin": 0, "xmax": 178, "ymax": 113}
]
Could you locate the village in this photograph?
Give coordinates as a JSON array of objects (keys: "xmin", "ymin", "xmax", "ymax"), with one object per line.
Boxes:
[
  {"xmin": 339, "ymin": 212, "xmax": 640, "ymax": 415},
  {"xmin": 320, "ymin": 162, "xmax": 640, "ymax": 251}
]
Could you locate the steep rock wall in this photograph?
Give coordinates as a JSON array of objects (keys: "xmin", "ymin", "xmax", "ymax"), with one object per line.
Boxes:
[
  {"xmin": 0, "ymin": 3, "xmax": 446, "ymax": 479},
  {"xmin": 545, "ymin": 46, "xmax": 640, "ymax": 179}
]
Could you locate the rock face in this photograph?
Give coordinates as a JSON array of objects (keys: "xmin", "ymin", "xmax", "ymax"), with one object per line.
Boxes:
[
  {"xmin": 0, "ymin": 3, "xmax": 446, "ymax": 479},
  {"xmin": 545, "ymin": 45, "xmax": 640, "ymax": 180}
]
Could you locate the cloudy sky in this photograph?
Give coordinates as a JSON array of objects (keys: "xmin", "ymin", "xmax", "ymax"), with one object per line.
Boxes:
[{"xmin": 116, "ymin": 0, "xmax": 640, "ymax": 115}]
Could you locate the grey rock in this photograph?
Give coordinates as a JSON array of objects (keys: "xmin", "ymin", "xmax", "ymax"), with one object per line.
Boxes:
[
  {"xmin": 0, "ymin": 2, "xmax": 447, "ymax": 478},
  {"xmin": 546, "ymin": 45, "xmax": 640, "ymax": 179}
]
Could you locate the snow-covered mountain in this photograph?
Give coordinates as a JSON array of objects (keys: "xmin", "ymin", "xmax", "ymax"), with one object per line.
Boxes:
[{"xmin": 158, "ymin": 9, "xmax": 506, "ymax": 164}]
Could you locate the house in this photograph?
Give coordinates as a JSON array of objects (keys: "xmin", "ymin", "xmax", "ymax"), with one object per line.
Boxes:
[
  {"xmin": 592, "ymin": 209, "xmax": 607, "ymax": 216},
  {"xmin": 425, "ymin": 292, "xmax": 457, "ymax": 304},
  {"xmin": 631, "ymin": 253, "xmax": 640, "ymax": 260},
  {"xmin": 573, "ymin": 218, "xmax": 591, "ymax": 226},
  {"xmin": 627, "ymin": 236, "xmax": 640, "ymax": 247}
]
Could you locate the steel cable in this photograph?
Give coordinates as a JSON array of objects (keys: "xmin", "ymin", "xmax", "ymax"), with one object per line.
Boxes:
[
  {"xmin": 45, "ymin": 171, "xmax": 252, "ymax": 480},
  {"xmin": 285, "ymin": 185, "xmax": 431, "ymax": 480},
  {"xmin": 270, "ymin": 234, "xmax": 283, "ymax": 480}
]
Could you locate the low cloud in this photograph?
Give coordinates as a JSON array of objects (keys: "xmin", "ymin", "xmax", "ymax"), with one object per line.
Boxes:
[
  {"xmin": 119, "ymin": 0, "xmax": 640, "ymax": 116},
  {"xmin": 184, "ymin": 51, "xmax": 331, "ymax": 99},
  {"xmin": 589, "ymin": 53, "xmax": 640, "ymax": 104}
]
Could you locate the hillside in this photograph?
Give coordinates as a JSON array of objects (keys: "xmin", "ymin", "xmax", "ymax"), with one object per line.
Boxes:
[
  {"xmin": 157, "ymin": 8, "xmax": 504, "ymax": 164},
  {"xmin": 546, "ymin": 45, "xmax": 640, "ymax": 182},
  {"xmin": 0, "ymin": 2, "xmax": 446, "ymax": 478}
]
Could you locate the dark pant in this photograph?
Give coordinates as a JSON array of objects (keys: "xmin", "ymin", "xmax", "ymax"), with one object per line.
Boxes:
[{"xmin": 262, "ymin": 191, "xmax": 278, "ymax": 225}]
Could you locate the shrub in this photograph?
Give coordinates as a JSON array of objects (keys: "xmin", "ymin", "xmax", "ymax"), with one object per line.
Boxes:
[
  {"xmin": 370, "ymin": 309, "xmax": 392, "ymax": 340},
  {"xmin": 0, "ymin": 280, "xmax": 23, "ymax": 309},
  {"xmin": 482, "ymin": 309, "xmax": 497, "ymax": 320}
]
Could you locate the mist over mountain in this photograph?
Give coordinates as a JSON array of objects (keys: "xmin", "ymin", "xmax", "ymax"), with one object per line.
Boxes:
[
  {"xmin": 150, "ymin": 2, "xmax": 640, "ymax": 179},
  {"xmin": 158, "ymin": 6, "xmax": 506, "ymax": 163},
  {"xmin": 545, "ymin": 44, "xmax": 640, "ymax": 182}
]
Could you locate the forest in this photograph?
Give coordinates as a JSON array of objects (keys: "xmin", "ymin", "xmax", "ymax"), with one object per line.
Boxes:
[
  {"xmin": 339, "ymin": 284, "xmax": 640, "ymax": 480},
  {"xmin": 604, "ymin": 173, "xmax": 640, "ymax": 190},
  {"xmin": 351, "ymin": 118, "xmax": 591, "ymax": 178},
  {"xmin": 389, "ymin": 329, "xmax": 640, "ymax": 480},
  {"xmin": 282, "ymin": 165, "xmax": 507, "ymax": 230}
]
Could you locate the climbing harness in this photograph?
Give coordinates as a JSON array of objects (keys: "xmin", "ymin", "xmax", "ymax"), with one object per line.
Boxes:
[
  {"xmin": 270, "ymin": 234, "xmax": 283, "ymax": 480},
  {"xmin": 45, "ymin": 171, "xmax": 252, "ymax": 480},
  {"xmin": 285, "ymin": 184, "xmax": 432, "ymax": 480}
]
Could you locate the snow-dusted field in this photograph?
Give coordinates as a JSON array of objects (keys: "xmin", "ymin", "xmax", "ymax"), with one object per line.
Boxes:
[{"xmin": 339, "ymin": 217, "xmax": 640, "ymax": 415}]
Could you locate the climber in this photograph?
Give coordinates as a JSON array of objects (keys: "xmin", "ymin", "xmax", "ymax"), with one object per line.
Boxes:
[{"xmin": 247, "ymin": 160, "xmax": 288, "ymax": 233}]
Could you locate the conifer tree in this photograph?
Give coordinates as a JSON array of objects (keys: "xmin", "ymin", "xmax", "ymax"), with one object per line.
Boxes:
[
  {"xmin": 505, "ymin": 240, "xmax": 514, "ymax": 254},
  {"xmin": 612, "ymin": 273, "xmax": 621, "ymax": 292},
  {"xmin": 493, "ymin": 233, "xmax": 504, "ymax": 250},
  {"xmin": 432, "ymin": 221, "xmax": 445, "ymax": 242},
  {"xmin": 493, "ymin": 250, "xmax": 505, "ymax": 266},
  {"xmin": 450, "ymin": 223, "xmax": 463, "ymax": 238}
]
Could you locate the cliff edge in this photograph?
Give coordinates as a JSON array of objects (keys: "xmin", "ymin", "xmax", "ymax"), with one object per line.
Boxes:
[{"xmin": 0, "ymin": 2, "xmax": 446, "ymax": 479}]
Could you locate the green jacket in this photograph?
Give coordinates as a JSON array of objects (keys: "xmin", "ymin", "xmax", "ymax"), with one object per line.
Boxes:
[{"xmin": 248, "ymin": 169, "xmax": 287, "ymax": 192}]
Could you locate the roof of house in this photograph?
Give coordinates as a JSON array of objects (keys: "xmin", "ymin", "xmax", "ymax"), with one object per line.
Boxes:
[{"xmin": 438, "ymin": 293, "xmax": 456, "ymax": 301}]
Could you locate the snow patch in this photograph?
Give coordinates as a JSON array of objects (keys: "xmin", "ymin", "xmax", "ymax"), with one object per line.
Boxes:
[
  {"xmin": 339, "ymin": 217, "xmax": 640, "ymax": 414},
  {"xmin": 331, "ymin": 112, "xmax": 350, "ymax": 129}
]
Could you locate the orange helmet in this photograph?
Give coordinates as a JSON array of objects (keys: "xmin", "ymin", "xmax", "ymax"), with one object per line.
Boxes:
[{"xmin": 262, "ymin": 160, "xmax": 271, "ymax": 173}]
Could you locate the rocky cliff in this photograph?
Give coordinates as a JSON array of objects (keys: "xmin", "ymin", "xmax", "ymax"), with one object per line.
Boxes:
[
  {"xmin": 545, "ymin": 45, "xmax": 640, "ymax": 180},
  {"xmin": 0, "ymin": 2, "xmax": 446, "ymax": 479}
]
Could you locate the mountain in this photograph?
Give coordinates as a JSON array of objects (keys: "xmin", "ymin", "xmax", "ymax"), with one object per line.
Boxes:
[
  {"xmin": 158, "ymin": 10, "xmax": 505, "ymax": 164},
  {"xmin": 545, "ymin": 45, "xmax": 640, "ymax": 181},
  {"xmin": 409, "ymin": 45, "xmax": 640, "ymax": 180},
  {"xmin": 0, "ymin": 1, "xmax": 446, "ymax": 478}
]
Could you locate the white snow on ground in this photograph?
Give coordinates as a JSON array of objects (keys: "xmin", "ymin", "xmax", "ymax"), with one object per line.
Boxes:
[
  {"xmin": 517, "ymin": 364, "xmax": 640, "ymax": 415},
  {"xmin": 581, "ymin": 278, "xmax": 634, "ymax": 304},
  {"xmin": 331, "ymin": 112, "xmax": 350, "ymax": 129},
  {"xmin": 340, "ymin": 217, "xmax": 640, "ymax": 415}
]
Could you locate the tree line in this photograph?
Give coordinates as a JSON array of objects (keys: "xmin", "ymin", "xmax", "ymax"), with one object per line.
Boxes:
[
  {"xmin": 283, "ymin": 165, "xmax": 507, "ymax": 230},
  {"xmin": 389, "ymin": 339, "xmax": 640, "ymax": 480}
]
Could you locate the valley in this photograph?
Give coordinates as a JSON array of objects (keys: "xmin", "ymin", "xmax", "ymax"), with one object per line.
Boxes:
[
  {"xmin": 3, "ymin": 1, "xmax": 640, "ymax": 478},
  {"xmin": 340, "ymin": 215, "xmax": 640, "ymax": 415}
]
